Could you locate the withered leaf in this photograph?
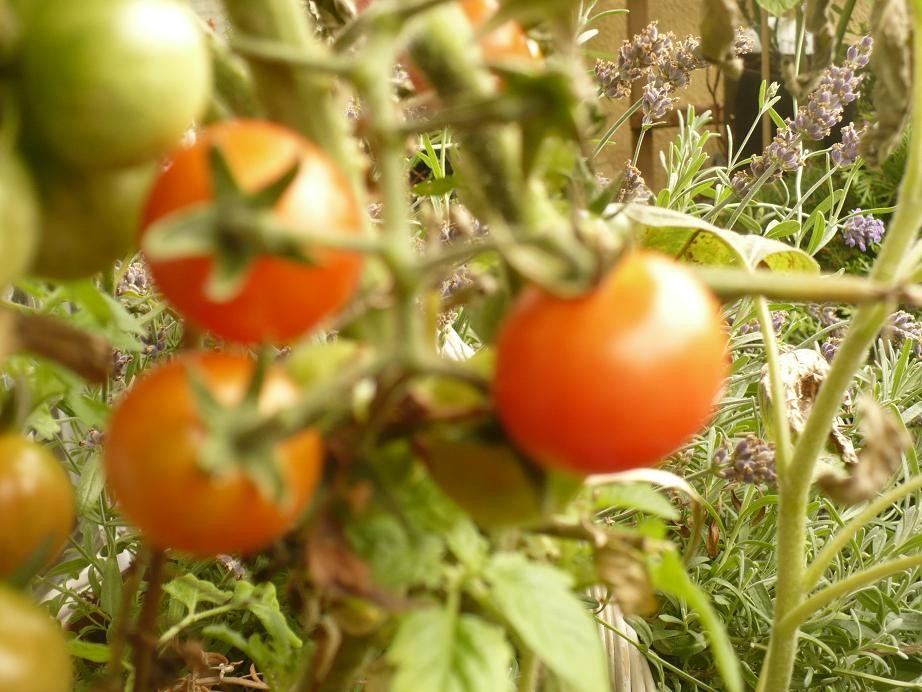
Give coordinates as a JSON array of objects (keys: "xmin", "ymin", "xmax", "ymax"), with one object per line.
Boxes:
[
  {"xmin": 816, "ymin": 396, "xmax": 911, "ymax": 504},
  {"xmin": 759, "ymin": 349, "xmax": 857, "ymax": 464},
  {"xmin": 594, "ymin": 545, "xmax": 658, "ymax": 617}
]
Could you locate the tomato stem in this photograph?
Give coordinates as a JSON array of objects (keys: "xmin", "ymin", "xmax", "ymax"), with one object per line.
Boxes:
[{"xmin": 131, "ymin": 549, "xmax": 167, "ymax": 692}]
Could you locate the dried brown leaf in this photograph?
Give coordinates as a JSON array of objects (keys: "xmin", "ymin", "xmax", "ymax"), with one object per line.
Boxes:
[{"xmin": 817, "ymin": 396, "xmax": 911, "ymax": 504}]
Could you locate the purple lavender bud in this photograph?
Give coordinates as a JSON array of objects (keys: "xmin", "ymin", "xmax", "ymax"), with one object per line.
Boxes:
[
  {"xmin": 820, "ymin": 337, "xmax": 843, "ymax": 363},
  {"xmin": 715, "ymin": 435, "xmax": 777, "ymax": 486},
  {"xmin": 641, "ymin": 76, "xmax": 677, "ymax": 124},
  {"xmin": 830, "ymin": 122, "xmax": 864, "ymax": 167},
  {"xmin": 615, "ymin": 162, "xmax": 651, "ymax": 203},
  {"xmin": 842, "ymin": 211, "xmax": 886, "ymax": 252}
]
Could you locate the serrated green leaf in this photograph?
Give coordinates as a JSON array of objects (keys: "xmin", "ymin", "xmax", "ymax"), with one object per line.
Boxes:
[
  {"xmin": 347, "ymin": 513, "xmax": 445, "ymax": 590},
  {"xmin": 163, "ymin": 573, "xmax": 234, "ymax": 614},
  {"xmin": 388, "ymin": 609, "xmax": 514, "ymax": 692},
  {"xmin": 593, "ymin": 483, "xmax": 679, "ymax": 520},
  {"xmin": 648, "ymin": 551, "xmax": 743, "ymax": 692},
  {"xmin": 483, "ymin": 553, "xmax": 608, "ymax": 692}
]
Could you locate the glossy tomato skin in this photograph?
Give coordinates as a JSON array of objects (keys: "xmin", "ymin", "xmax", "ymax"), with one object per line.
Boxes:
[
  {"xmin": 30, "ymin": 159, "xmax": 155, "ymax": 280},
  {"xmin": 141, "ymin": 120, "xmax": 364, "ymax": 345},
  {"xmin": 0, "ymin": 585, "xmax": 73, "ymax": 692},
  {"xmin": 104, "ymin": 352, "xmax": 323, "ymax": 556},
  {"xmin": 494, "ymin": 252, "xmax": 729, "ymax": 475},
  {"xmin": 104, "ymin": 353, "xmax": 323, "ymax": 556},
  {"xmin": 0, "ymin": 435, "xmax": 74, "ymax": 578},
  {"xmin": 18, "ymin": 0, "xmax": 211, "ymax": 169},
  {"xmin": 0, "ymin": 153, "xmax": 38, "ymax": 287}
]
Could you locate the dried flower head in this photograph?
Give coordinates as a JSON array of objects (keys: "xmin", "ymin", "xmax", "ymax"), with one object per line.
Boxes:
[
  {"xmin": 739, "ymin": 311, "xmax": 787, "ymax": 336},
  {"xmin": 714, "ymin": 435, "xmax": 777, "ymax": 485},
  {"xmin": 615, "ymin": 162, "xmax": 652, "ymax": 203},
  {"xmin": 883, "ymin": 310, "xmax": 922, "ymax": 356},
  {"xmin": 842, "ymin": 211, "xmax": 885, "ymax": 252}
]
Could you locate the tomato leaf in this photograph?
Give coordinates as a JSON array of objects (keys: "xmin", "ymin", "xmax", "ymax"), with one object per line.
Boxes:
[
  {"xmin": 387, "ymin": 608, "xmax": 514, "ymax": 692},
  {"xmin": 163, "ymin": 573, "xmax": 234, "ymax": 614},
  {"xmin": 648, "ymin": 550, "xmax": 743, "ymax": 692},
  {"xmin": 591, "ymin": 483, "xmax": 680, "ymax": 520},
  {"xmin": 483, "ymin": 553, "xmax": 609, "ymax": 692}
]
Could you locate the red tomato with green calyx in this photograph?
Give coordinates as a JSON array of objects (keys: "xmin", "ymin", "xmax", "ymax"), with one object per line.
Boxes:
[
  {"xmin": 493, "ymin": 252, "xmax": 728, "ymax": 475},
  {"xmin": 141, "ymin": 119, "xmax": 364, "ymax": 345},
  {"xmin": 104, "ymin": 352, "xmax": 323, "ymax": 556}
]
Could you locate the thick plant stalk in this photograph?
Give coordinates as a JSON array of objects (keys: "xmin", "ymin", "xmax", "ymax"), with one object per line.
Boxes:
[
  {"xmin": 219, "ymin": 0, "xmax": 363, "ymax": 186},
  {"xmin": 756, "ymin": 3, "xmax": 922, "ymax": 689}
]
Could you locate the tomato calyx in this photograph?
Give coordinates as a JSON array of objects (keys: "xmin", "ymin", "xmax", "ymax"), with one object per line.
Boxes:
[
  {"xmin": 186, "ymin": 351, "xmax": 293, "ymax": 506},
  {"xmin": 143, "ymin": 145, "xmax": 316, "ymax": 303}
]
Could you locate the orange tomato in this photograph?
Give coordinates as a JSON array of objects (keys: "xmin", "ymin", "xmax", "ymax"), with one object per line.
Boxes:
[{"xmin": 493, "ymin": 252, "xmax": 729, "ymax": 475}]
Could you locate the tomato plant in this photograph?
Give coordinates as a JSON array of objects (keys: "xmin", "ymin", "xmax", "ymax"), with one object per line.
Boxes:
[
  {"xmin": 104, "ymin": 352, "xmax": 323, "ymax": 556},
  {"xmin": 0, "ymin": 152, "xmax": 38, "ymax": 287},
  {"xmin": 141, "ymin": 119, "xmax": 364, "ymax": 344},
  {"xmin": 493, "ymin": 252, "xmax": 729, "ymax": 475},
  {"xmin": 0, "ymin": 585, "xmax": 73, "ymax": 692},
  {"xmin": 29, "ymin": 160, "xmax": 154, "ymax": 280},
  {"xmin": 0, "ymin": 435, "xmax": 74, "ymax": 578},
  {"xmin": 17, "ymin": 0, "xmax": 211, "ymax": 169}
]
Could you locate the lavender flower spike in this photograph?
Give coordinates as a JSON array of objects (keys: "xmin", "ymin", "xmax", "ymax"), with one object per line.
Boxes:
[
  {"xmin": 842, "ymin": 210, "xmax": 886, "ymax": 252},
  {"xmin": 830, "ymin": 122, "xmax": 865, "ymax": 167}
]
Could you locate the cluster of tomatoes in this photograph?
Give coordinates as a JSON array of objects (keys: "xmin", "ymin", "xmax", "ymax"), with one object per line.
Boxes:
[{"xmin": 0, "ymin": 0, "xmax": 732, "ymax": 689}]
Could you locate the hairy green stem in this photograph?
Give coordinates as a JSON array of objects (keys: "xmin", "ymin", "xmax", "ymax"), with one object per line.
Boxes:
[
  {"xmin": 781, "ymin": 553, "xmax": 922, "ymax": 631},
  {"xmin": 804, "ymin": 474, "xmax": 922, "ymax": 590},
  {"xmin": 693, "ymin": 267, "xmax": 922, "ymax": 306},
  {"xmin": 755, "ymin": 297, "xmax": 792, "ymax": 471},
  {"xmin": 758, "ymin": 5, "xmax": 922, "ymax": 689},
  {"xmin": 517, "ymin": 648, "xmax": 540, "ymax": 692},
  {"xmin": 219, "ymin": 0, "xmax": 362, "ymax": 186}
]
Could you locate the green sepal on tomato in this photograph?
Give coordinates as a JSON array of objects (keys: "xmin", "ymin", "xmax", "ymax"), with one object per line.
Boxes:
[
  {"xmin": 141, "ymin": 119, "xmax": 365, "ymax": 345},
  {"xmin": 16, "ymin": 0, "xmax": 211, "ymax": 170},
  {"xmin": 493, "ymin": 251, "xmax": 729, "ymax": 475},
  {"xmin": 0, "ymin": 434, "xmax": 74, "ymax": 580},
  {"xmin": 0, "ymin": 584, "xmax": 73, "ymax": 692},
  {"xmin": 104, "ymin": 351, "xmax": 324, "ymax": 556}
]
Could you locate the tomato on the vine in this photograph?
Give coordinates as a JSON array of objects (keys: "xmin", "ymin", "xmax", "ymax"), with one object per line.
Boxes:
[
  {"xmin": 0, "ymin": 585, "xmax": 73, "ymax": 692},
  {"xmin": 493, "ymin": 251, "xmax": 729, "ymax": 475},
  {"xmin": 141, "ymin": 119, "xmax": 364, "ymax": 345},
  {"xmin": 0, "ymin": 152, "xmax": 38, "ymax": 287},
  {"xmin": 29, "ymin": 160, "xmax": 155, "ymax": 280},
  {"xmin": 104, "ymin": 352, "xmax": 323, "ymax": 556},
  {"xmin": 18, "ymin": 0, "xmax": 211, "ymax": 169},
  {"xmin": 0, "ymin": 435, "xmax": 74, "ymax": 578}
]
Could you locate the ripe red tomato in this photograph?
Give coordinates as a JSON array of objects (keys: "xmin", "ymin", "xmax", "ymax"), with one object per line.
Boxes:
[
  {"xmin": 493, "ymin": 252, "xmax": 728, "ymax": 475},
  {"xmin": 0, "ymin": 585, "xmax": 73, "ymax": 692},
  {"xmin": 0, "ymin": 435, "xmax": 74, "ymax": 578},
  {"xmin": 141, "ymin": 120, "xmax": 363, "ymax": 344},
  {"xmin": 104, "ymin": 352, "xmax": 323, "ymax": 556}
]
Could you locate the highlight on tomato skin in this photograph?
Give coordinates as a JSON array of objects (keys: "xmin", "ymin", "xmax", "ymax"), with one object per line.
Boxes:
[
  {"xmin": 103, "ymin": 351, "xmax": 324, "ymax": 557},
  {"xmin": 140, "ymin": 119, "xmax": 365, "ymax": 345},
  {"xmin": 492, "ymin": 251, "xmax": 730, "ymax": 476}
]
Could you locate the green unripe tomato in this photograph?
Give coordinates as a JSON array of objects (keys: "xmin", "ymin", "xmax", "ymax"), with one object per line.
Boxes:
[
  {"xmin": 18, "ymin": 0, "xmax": 211, "ymax": 169},
  {"xmin": 0, "ymin": 585, "xmax": 73, "ymax": 692},
  {"xmin": 30, "ymin": 159, "xmax": 155, "ymax": 280},
  {"xmin": 0, "ymin": 151, "xmax": 38, "ymax": 287}
]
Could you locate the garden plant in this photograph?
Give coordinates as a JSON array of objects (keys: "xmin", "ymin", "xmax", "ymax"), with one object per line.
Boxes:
[{"xmin": 0, "ymin": 0, "xmax": 921, "ymax": 690}]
